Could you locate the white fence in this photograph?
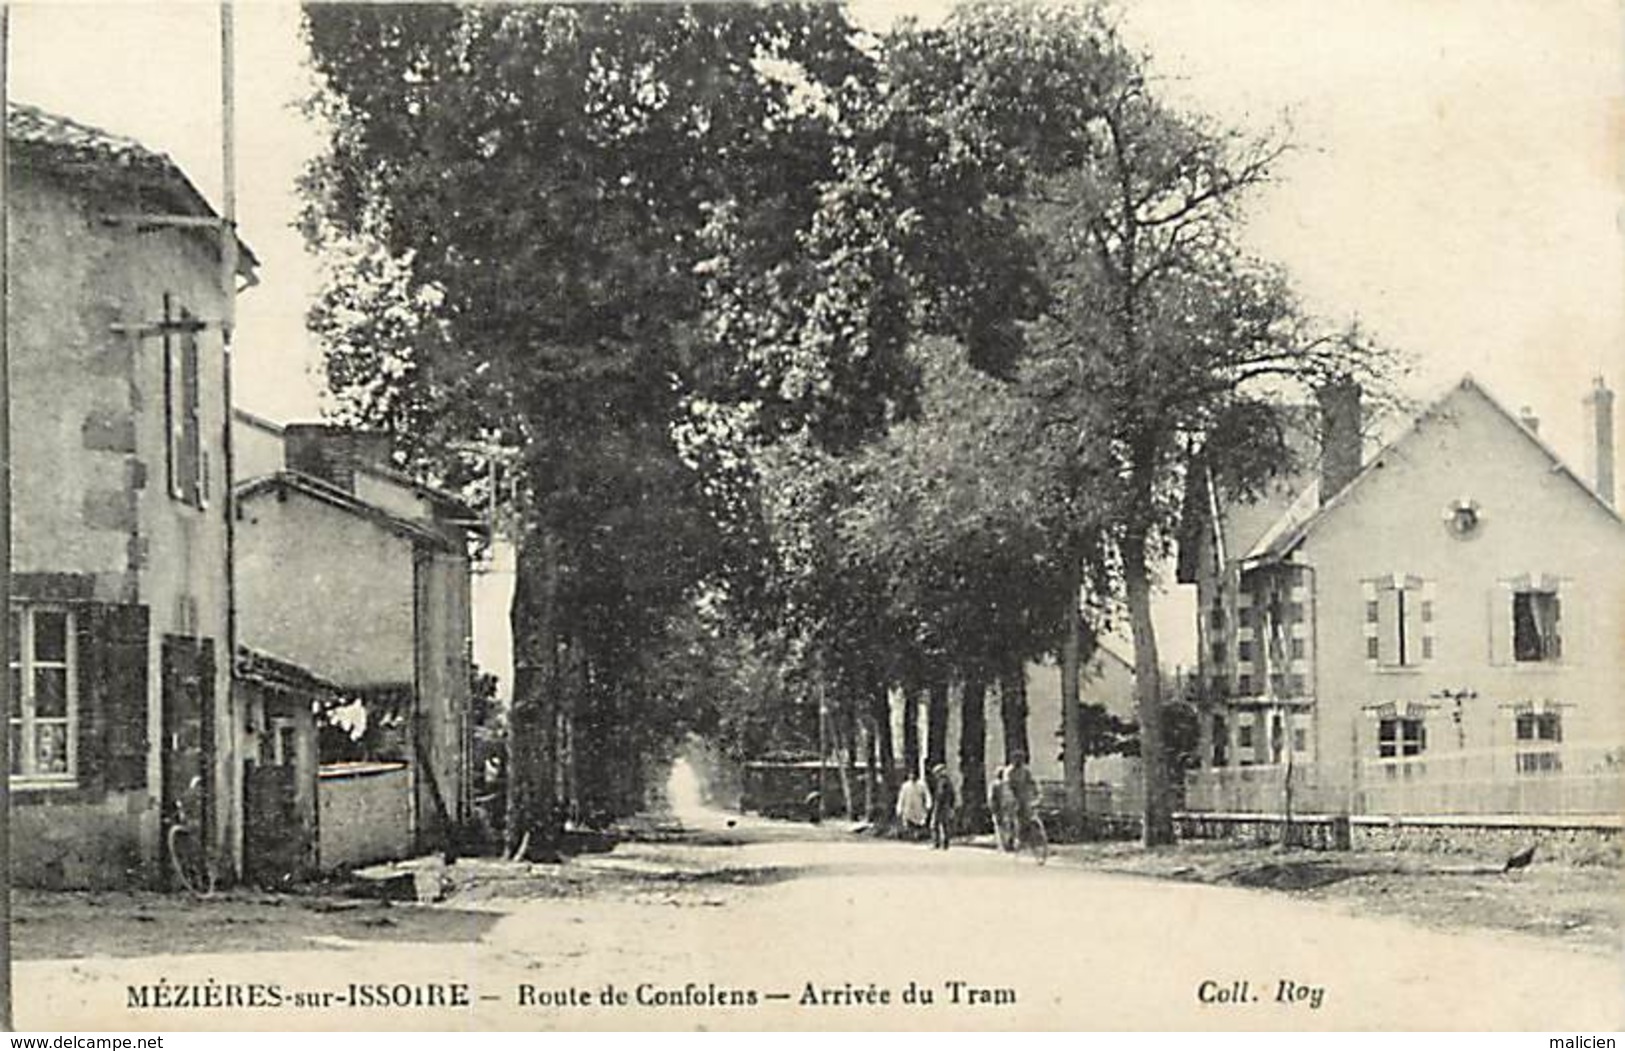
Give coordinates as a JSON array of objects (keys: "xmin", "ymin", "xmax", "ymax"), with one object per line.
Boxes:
[{"xmin": 1185, "ymin": 743, "xmax": 1625, "ymax": 817}]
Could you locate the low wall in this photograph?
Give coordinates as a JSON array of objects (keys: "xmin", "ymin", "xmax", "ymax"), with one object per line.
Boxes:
[
  {"xmin": 1349, "ymin": 815, "xmax": 1621, "ymax": 866},
  {"xmin": 1170, "ymin": 810, "xmax": 1621, "ymax": 865},
  {"xmin": 11, "ymin": 790, "xmax": 154, "ymax": 888},
  {"xmin": 317, "ymin": 762, "xmax": 414, "ymax": 871}
]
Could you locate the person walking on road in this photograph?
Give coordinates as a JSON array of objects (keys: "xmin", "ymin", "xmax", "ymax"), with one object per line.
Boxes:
[
  {"xmin": 927, "ymin": 763, "xmax": 958, "ymax": 850},
  {"xmin": 987, "ymin": 764, "xmax": 1014, "ymax": 852},
  {"xmin": 1005, "ymin": 757, "xmax": 1040, "ymax": 849},
  {"xmin": 895, "ymin": 770, "xmax": 931, "ymax": 840}
]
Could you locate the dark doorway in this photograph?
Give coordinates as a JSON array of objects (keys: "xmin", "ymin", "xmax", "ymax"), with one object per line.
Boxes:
[{"xmin": 160, "ymin": 635, "xmax": 215, "ymax": 888}]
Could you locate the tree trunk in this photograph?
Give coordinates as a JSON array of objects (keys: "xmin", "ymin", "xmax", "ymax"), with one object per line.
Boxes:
[
  {"xmin": 958, "ymin": 671, "xmax": 989, "ymax": 833},
  {"xmin": 838, "ymin": 701, "xmax": 858, "ymax": 820},
  {"xmin": 925, "ymin": 674, "xmax": 950, "ymax": 771},
  {"xmin": 999, "ymin": 661, "xmax": 1030, "ymax": 765},
  {"xmin": 901, "ymin": 682, "xmax": 921, "ymax": 780},
  {"xmin": 1123, "ymin": 525, "xmax": 1175, "ymax": 846},
  {"xmin": 507, "ymin": 528, "xmax": 564, "ymax": 861},
  {"xmin": 1060, "ymin": 563, "xmax": 1087, "ymax": 839},
  {"xmin": 869, "ymin": 678, "xmax": 897, "ymax": 822}
]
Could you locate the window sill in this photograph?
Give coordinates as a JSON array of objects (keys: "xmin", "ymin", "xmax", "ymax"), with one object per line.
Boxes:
[
  {"xmin": 10, "ymin": 776, "xmax": 76, "ymax": 790},
  {"xmin": 10, "ymin": 778, "xmax": 108, "ymax": 806},
  {"xmin": 1368, "ymin": 664, "xmax": 1426, "ymax": 674}
]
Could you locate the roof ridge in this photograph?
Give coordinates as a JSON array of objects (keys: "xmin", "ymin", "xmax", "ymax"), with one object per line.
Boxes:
[
  {"xmin": 1241, "ymin": 373, "xmax": 1621, "ymax": 566},
  {"xmin": 7, "ymin": 100, "xmax": 173, "ymax": 168},
  {"xmin": 5, "ymin": 100, "xmax": 259, "ymax": 273}
]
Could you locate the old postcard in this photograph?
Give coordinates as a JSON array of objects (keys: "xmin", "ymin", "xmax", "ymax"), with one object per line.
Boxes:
[{"xmin": 4, "ymin": 0, "xmax": 1622, "ymax": 1033}]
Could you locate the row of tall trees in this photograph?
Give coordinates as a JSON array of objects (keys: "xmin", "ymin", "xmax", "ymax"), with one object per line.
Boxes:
[{"xmin": 298, "ymin": 2, "xmax": 1394, "ymax": 852}]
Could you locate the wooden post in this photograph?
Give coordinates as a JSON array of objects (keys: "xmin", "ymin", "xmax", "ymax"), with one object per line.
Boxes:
[{"xmin": 218, "ymin": 0, "xmax": 240, "ymax": 881}]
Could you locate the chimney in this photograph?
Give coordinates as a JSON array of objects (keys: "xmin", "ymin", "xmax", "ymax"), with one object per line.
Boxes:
[
  {"xmin": 1518, "ymin": 406, "xmax": 1540, "ymax": 434},
  {"xmin": 283, "ymin": 424, "xmax": 393, "ymax": 494},
  {"xmin": 1316, "ymin": 379, "xmax": 1362, "ymax": 505},
  {"xmin": 1585, "ymin": 376, "xmax": 1615, "ymax": 506}
]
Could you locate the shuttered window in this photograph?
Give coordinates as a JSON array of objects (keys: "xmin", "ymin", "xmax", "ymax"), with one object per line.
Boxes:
[
  {"xmin": 9, "ymin": 607, "xmax": 76, "ymax": 781},
  {"xmin": 1363, "ymin": 575, "xmax": 1434, "ymax": 668},
  {"xmin": 1490, "ymin": 576, "xmax": 1577, "ymax": 665},
  {"xmin": 9, "ymin": 602, "xmax": 148, "ymax": 792},
  {"xmin": 163, "ymin": 295, "xmax": 206, "ymax": 508}
]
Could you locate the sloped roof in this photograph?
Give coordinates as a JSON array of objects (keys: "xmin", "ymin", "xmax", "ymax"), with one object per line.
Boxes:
[
  {"xmin": 235, "ymin": 470, "xmax": 459, "ymax": 551},
  {"xmin": 8, "ymin": 102, "xmax": 258, "ymax": 274},
  {"xmin": 231, "ymin": 408, "xmax": 482, "ymax": 524},
  {"xmin": 1243, "ymin": 375, "xmax": 1622, "ymax": 567},
  {"xmin": 235, "ymin": 645, "xmax": 345, "ymax": 700},
  {"xmin": 1176, "ymin": 407, "xmax": 1321, "ymax": 584}
]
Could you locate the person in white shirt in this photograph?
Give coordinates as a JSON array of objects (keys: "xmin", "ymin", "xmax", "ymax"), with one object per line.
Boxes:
[{"xmin": 895, "ymin": 770, "xmax": 931, "ymax": 840}]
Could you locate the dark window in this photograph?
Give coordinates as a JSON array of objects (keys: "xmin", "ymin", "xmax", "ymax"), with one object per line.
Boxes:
[
  {"xmin": 1237, "ymin": 640, "xmax": 1253, "ymax": 663},
  {"xmin": 1512, "ymin": 590, "xmax": 1561, "ymax": 662},
  {"xmin": 1211, "ymin": 714, "xmax": 1227, "ymax": 767},
  {"xmin": 1210, "ymin": 642, "xmax": 1225, "ymax": 667},
  {"xmin": 1289, "ymin": 637, "xmax": 1305, "ymax": 660},
  {"xmin": 1377, "ymin": 716, "xmax": 1425, "ymax": 758},
  {"xmin": 1515, "ymin": 711, "xmax": 1562, "ymax": 743},
  {"xmin": 1237, "ymin": 674, "xmax": 1254, "ymax": 696}
]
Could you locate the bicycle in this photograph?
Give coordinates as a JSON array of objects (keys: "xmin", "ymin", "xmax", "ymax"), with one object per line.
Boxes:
[{"xmin": 166, "ymin": 778, "xmax": 218, "ymax": 896}]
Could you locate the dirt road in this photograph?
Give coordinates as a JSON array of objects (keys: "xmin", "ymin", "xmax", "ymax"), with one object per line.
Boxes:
[{"xmin": 15, "ymin": 807, "xmax": 1622, "ymax": 1031}]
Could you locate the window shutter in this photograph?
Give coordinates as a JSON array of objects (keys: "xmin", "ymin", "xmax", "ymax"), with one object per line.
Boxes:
[
  {"xmin": 76, "ymin": 603, "xmax": 150, "ymax": 792},
  {"xmin": 162, "ymin": 295, "xmax": 180, "ymax": 499},
  {"xmin": 181, "ymin": 318, "xmax": 202, "ymax": 507},
  {"xmin": 1419, "ymin": 580, "xmax": 1437, "ymax": 662},
  {"xmin": 1555, "ymin": 580, "xmax": 1579, "ymax": 664},
  {"xmin": 1487, "ymin": 583, "xmax": 1512, "ymax": 665},
  {"xmin": 1376, "ymin": 585, "xmax": 1401, "ymax": 666},
  {"xmin": 1400, "ymin": 581, "xmax": 1424, "ymax": 666}
]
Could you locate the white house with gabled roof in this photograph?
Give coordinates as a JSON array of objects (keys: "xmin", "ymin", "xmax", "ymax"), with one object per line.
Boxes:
[{"xmin": 1181, "ymin": 375, "xmax": 1624, "ymax": 818}]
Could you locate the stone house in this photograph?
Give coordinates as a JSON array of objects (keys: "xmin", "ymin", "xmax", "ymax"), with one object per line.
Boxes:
[
  {"xmin": 7, "ymin": 104, "xmax": 256, "ymax": 886},
  {"xmin": 232, "ymin": 411, "xmax": 478, "ymax": 863},
  {"xmin": 1181, "ymin": 375, "xmax": 1625, "ymax": 817}
]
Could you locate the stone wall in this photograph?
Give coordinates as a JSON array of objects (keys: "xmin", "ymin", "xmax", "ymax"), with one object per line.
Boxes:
[{"xmin": 317, "ymin": 763, "xmax": 415, "ymax": 871}]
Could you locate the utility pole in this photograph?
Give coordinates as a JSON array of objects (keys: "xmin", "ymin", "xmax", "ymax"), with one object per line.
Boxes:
[
  {"xmin": 218, "ymin": 0, "xmax": 240, "ymax": 885},
  {"xmin": 0, "ymin": 3, "xmax": 14, "ymax": 1032}
]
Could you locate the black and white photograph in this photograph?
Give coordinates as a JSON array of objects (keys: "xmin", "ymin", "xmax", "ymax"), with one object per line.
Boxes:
[{"xmin": 0, "ymin": 0, "xmax": 1620, "ymax": 1034}]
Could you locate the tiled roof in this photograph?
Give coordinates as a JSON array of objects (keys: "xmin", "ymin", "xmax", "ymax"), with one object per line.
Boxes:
[
  {"xmin": 7, "ymin": 101, "xmax": 257, "ymax": 271},
  {"xmin": 8, "ymin": 102, "xmax": 174, "ymax": 172}
]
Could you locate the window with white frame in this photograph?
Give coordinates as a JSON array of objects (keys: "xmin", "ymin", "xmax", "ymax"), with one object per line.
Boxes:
[
  {"xmin": 1376, "ymin": 715, "xmax": 1425, "ymax": 759},
  {"xmin": 9, "ymin": 607, "xmax": 76, "ymax": 781},
  {"xmin": 1514, "ymin": 709, "xmax": 1562, "ymax": 774}
]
